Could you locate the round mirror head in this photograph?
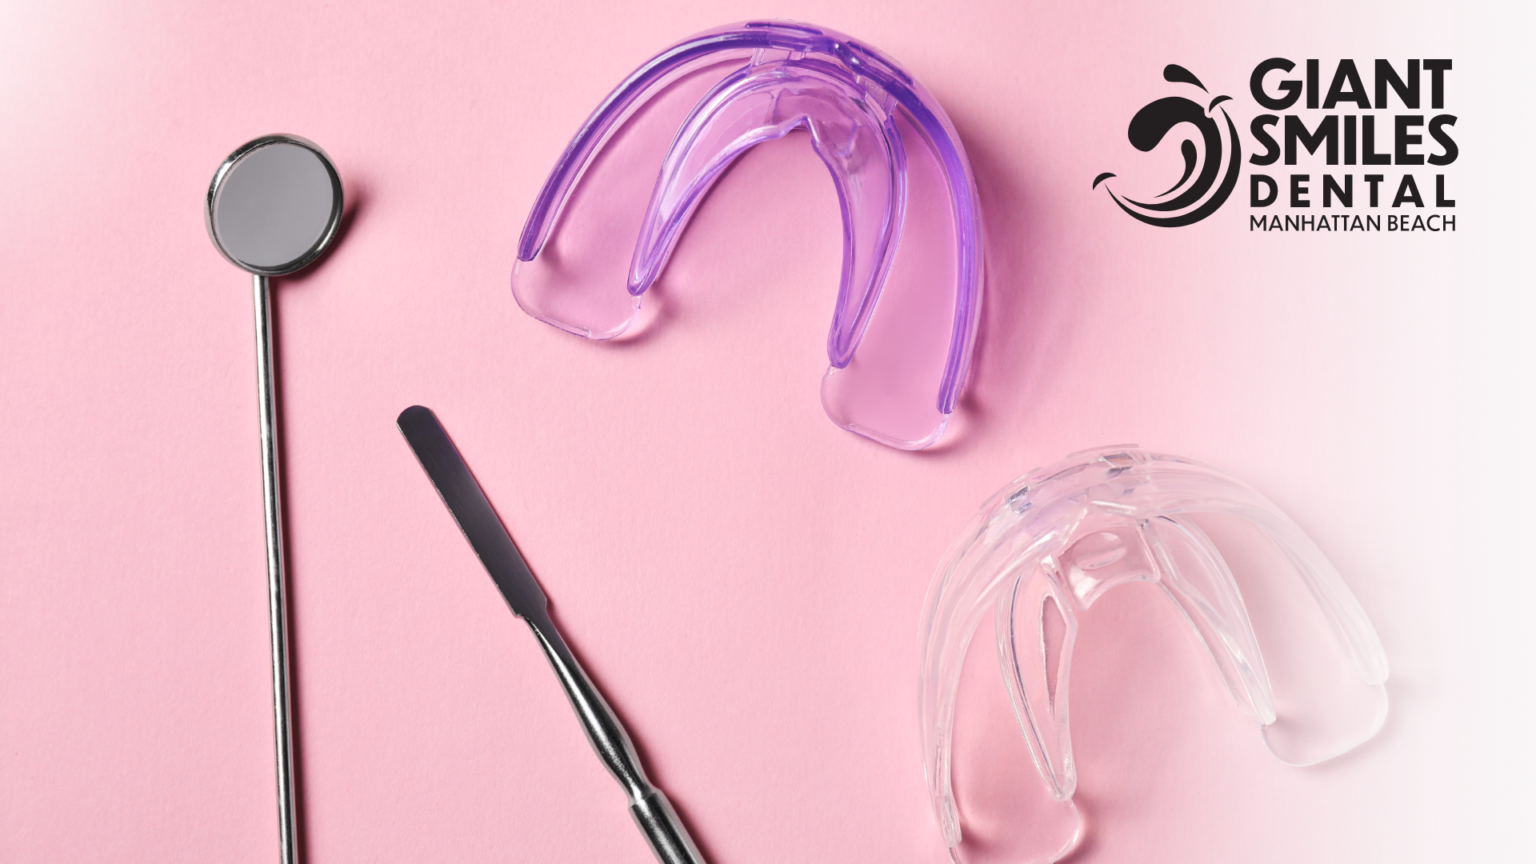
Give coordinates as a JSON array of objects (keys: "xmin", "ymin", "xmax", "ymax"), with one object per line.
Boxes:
[{"xmin": 206, "ymin": 134, "xmax": 343, "ymax": 276}]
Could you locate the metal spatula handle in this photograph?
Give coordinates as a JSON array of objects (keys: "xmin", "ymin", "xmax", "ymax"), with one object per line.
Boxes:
[{"xmin": 525, "ymin": 610, "xmax": 704, "ymax": 864}]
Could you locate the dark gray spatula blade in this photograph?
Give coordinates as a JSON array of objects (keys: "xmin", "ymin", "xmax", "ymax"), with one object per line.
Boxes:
[{"xmin": 397, "ymin": 405, "xmax": 547, "ymax": 620}]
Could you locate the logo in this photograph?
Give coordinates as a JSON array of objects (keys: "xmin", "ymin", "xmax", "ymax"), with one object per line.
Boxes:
[
  {"xmin": 1093, "ymin": 64, "xmax": 1243, "ymax": 227},
  {"xmin": 1094, "ymin": 59, "xmax": 1458, "ymax": 234}
]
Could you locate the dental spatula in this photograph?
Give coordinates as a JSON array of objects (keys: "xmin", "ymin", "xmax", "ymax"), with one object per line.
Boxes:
[{"xmin": 396, "ymin": 405, "xmax": 707, "ymax": 864}]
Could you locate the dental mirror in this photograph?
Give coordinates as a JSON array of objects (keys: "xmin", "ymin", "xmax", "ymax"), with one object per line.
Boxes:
[
  {"xmin": 208, "ymin": 134, "xmax": 342, "ymax": 274},
  {"xmin": 206, "ymin": 133, "xmax": 342, "ymax": 864}
]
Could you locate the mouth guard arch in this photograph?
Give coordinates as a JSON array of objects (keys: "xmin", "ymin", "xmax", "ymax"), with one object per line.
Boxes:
[
  {"xmin": 918, "ymin": 447, "xmax": 1389, "ymax": 862},
  {"xmin": 512, "ymin": 21, "xmax": 983, "ymax": 450}
]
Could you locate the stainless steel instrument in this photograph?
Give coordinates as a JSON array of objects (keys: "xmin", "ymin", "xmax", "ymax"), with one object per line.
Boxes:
[
  {"xmin": 207, "ymin": 134, "xmax": 344, "ymax": 864},
  {"xmin": 396, "ymin": 405, "xmax": 707, "ymax": 864}
]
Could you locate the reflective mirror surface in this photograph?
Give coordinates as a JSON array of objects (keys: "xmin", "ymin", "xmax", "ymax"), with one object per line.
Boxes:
[{"xmin": 207, "ymin": 136, "xmax": 342, "ymax": 276}]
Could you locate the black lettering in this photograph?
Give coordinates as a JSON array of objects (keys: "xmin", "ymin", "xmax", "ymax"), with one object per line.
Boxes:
[
  {"xmin": 1395, "ymin": 116, "xmax": 1425, "ymax": 165},
  {"xmin": 1323, "ymin": 174, "xmax": 1352, "ymax": 207},
  {"xmin": 1442, "ymin": 214, "xmax": 1455, "ymax": 231},
  {"xmin": 1365, "ymin": 174, "xmax": 1384, "ymax": 207},
  {"xmin": 1374, "ymin": 59, "xmax": 1419, "ymax": 109},
  {"xmin": 1285, "ymin": 115, "xmax": 1338, "ymax": 164},
  {"xmin": 1252, "ymin": 58, "xmax": 1302, "ymax": 110},
  {"xmin": 1250, "ymin": 116, "xmax": 1281, "ymax": 165},
  {"xmin": 1362, "ymin": 116, "xmax": 1391, "ymax": 165},
  {"xmin": 1324, "ymin": 60, "xmax": 1372, "ymax": 108},
  {"xmin": 1291, "ymin": 174, "xmax": 1311, "ymax": 207},
  {"xmin": 1250, "ymin": 215, "xmax": 1269, "ymax": 231},
  {"xmin": 1393, "ymin": 174, "xmax": 1424, "ymax": 208},
  {"xmin": 1436, "ymin": 174, "xmax": 1455, "ymax": 207},
  {"xmin": 1368, "ymin": 215, "xmax": 1381, "ymax": 230},
  {"xmin": 1251, "ymin": 174, "xmax": 1278, "ymax": 206},
  {"xmin": 1424, "ymin": 59, "xmax": 1452, "ymax": 109},
  {"xmin": 1428, "ymin": 115, "xmax": 1458, "ymax": 166},
  {"xmin": 1344, "ymin": 115, "xmax": 1357, "ymax": 165},
  {"xmin": 1307, "ymin": 59, "xmax": 1319, "ymax": 109}
]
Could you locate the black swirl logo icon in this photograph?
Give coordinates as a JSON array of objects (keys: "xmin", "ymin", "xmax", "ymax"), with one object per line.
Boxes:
[{"xmin": 1094, "ymin": 65, "xmax": 1242, "ymax": 227}]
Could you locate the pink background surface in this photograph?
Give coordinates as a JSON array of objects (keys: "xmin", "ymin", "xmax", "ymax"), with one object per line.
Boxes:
[{"xmin": 2, "ymin": 1, "xmax": 1530, "ymax": 862}]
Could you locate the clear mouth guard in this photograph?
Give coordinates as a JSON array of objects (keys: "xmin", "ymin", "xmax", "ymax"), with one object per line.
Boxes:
[
  {"xmin": 512, "ymin": 21, "xmax": 982, "ymax": 449},
  {"xmin": 919, "ymin": 447, "xmax": 1389, "ymax": 862}
]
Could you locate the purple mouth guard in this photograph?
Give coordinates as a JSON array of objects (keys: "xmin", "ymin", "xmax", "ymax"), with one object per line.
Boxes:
[
  {"xmin": 512, "ymin": 21, "xmax": 982, "ymax": 449},
  {"xmin": 919, "ymin": 447, "xmax": 1389, "ymax": 863}
]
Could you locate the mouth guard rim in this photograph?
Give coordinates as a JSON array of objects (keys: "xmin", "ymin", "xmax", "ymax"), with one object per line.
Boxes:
[
  {"xmin": 918, "ymin": 446, "xmax": 1389, "ymax": 855},
  {"xmin": 513, "ymin": 20, "xmax": 982, "ymax": 443}
]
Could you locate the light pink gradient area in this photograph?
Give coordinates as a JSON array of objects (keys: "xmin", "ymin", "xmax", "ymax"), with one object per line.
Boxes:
[{"xmin": 1, "ymin": 2, "xmax": 1530, "ymax": 864}]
